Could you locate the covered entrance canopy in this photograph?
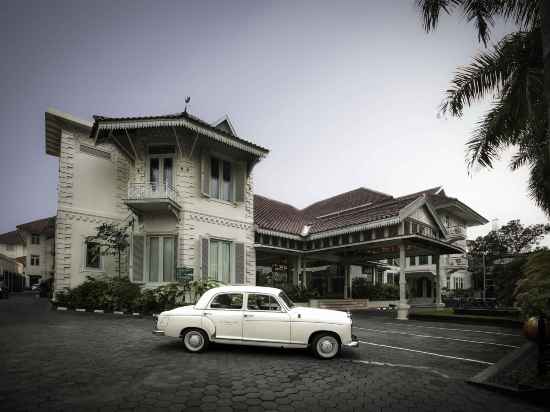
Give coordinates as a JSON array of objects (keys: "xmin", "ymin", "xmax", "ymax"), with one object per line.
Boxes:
[{"xmin": 254, "ymin": 186, "xmax": 486, "ymax": 319}]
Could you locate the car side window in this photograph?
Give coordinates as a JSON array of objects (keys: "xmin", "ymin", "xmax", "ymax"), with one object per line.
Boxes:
[
  {"xmin": 247, "ymin": 294, "xmax": 281, "ymax": 311},
  {"xmin": 209, "ymin": 293, "xmax": 243, "ymax": 309}
]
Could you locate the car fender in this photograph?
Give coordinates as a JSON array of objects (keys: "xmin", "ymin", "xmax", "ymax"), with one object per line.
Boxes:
[{"xmin": 201, "ymin": 315, "xmax": 216, "ymax": 339}]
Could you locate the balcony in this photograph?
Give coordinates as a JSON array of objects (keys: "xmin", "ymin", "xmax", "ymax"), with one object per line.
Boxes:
[
  {"xmin": 446, "ymin": 225, "xmax": 466, "ymax": 240},
  {"xmin": 446, "ymin": 256, "xmax": 468, "ymax": 269},
  {"xmin": 125, "ymin": 182, "xmax": 181, "ymax": 216}
]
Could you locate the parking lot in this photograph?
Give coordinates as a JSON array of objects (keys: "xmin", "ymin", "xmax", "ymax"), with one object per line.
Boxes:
[{"xmin": 0, "ymin": 294, "xmax": 543, "ymax": 412}]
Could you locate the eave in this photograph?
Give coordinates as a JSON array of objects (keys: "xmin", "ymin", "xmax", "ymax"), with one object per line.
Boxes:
[{"xmin": 45, "ymin": 108, "xmax": 93, "ymax": 157}]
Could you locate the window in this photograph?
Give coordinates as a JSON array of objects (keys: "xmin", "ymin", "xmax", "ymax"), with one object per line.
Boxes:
[
  {"xmin": 376, "ymin": 271, "xmax": 384, "ymax": 284},
  {"xmin": 409, "ymin": 256, "xmax": 416, "ymax": 266},
  {"xmin": 210, "ymin": 156, "xmax": 233, "ymax": 201},
  {"xmin": 31, "ymin": 234, "xmax": 40, "ymax": 245},
  {"xmin": 247, "ymin": 294, "xmax": 281, "ymax": 311},
  {"xmin": 279, "ymin": 291, "xmax": 295, "ymax": 308},
  {"xmin": 453, "ymin": 277, "xmax": 464, "ymax": 290},
  {"xmin": 147, "ymin": 236, "xmax": 175, "ymax": 282},
  {"xmin": 85, "ymin": 241, "xmax": 101, "ymax": 270},
  {"xmin": 209, "ymin": 239, "xmax": 232, "ymax": 283},
  {"xmin": 210, "ymin": 293, "xmax": 243, "ymax": 309},
  {"xmin": 31, "ymin": 255, "xmax": 40, "ymax": 266},
  {"xmin": 411, "ymin": 223, "xmax": 418, "ymax": 234},
  {"xmin": 419, "ymin": 255, "xmax": 429, "ymax": 265}
]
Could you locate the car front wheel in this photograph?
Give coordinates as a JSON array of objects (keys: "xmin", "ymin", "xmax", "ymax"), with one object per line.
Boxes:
[
  {"xmin": 182, "ymin": 328, "xmax": 209, "ymax": 353},
  {"xmin": 312, "ymin": 333, "xmax": 340, "ymax": 359}
]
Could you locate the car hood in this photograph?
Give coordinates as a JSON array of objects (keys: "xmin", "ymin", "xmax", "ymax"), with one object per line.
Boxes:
[{"xmin": 289, "ymin": 307, "xmax": 350, "ymax": 323}]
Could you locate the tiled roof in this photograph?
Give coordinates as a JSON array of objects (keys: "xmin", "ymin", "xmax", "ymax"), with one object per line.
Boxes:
[
  {"xmin": 254, "ymin": 187, "xmax": 429, "ymax": 237},
  {"xmin": 16, "ymin": 217, "xmax": 56, "ymax": 238},
  {"xmin": 0, "ymin": 230, "xmax": 24, "ymax": 245},
  {"xmin": 91, "ymin": 111, "xmax": 269, "ymax": 155},
  {"xmin": 302, "ymin": 188, "xmax": 392, "ymax": 218}
]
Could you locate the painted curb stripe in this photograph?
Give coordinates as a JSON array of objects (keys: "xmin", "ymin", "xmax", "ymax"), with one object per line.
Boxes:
[
  {"xmin": 355, "ymin": 327, "xmax": 520, "ymax": 348},
  {"xmin": 358, "ymin": 340, "xmax": 494, "ymax": 365},
  {"xmin": 382, "ymin": 322, "xmax": 522, "ymax": 337}
]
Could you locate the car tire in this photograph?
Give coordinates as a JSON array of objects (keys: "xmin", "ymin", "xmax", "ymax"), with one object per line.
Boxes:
[
  {"xmin": 182, "ymin": 328, "xmax": 209, "ymax": 353},
  {"xmin": 312, "ymin": 333, "xmax": 340, "ymax": 359}
]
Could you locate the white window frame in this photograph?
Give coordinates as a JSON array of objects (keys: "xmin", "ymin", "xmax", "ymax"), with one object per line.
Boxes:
[
  {"xmin": 81, "ymin": 239, "xmax": 104, "ymax": 272},
  {"xmin": 209, "ymin": 154, "xmax": 234, "ymax": 202},
  {"xmin": 31, "ymin": 234, "xmax": 40, "ymax": 245},
  {"xmin": 30, "ymin": 255, "xmax": 40, "ymax": 266},
  {"xmin": 144, "ymin": 234, "xmax": 176, "ymax": 284},
  {"xmin": 146, "ymin": 144, "xmax": 175, "ymax": 188},
  {"xmin": 208, "ymin": 238, "xmax": 234, "ymax": 283}
]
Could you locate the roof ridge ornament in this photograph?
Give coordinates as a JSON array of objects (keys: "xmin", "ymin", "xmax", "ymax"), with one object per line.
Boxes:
[{"xmin": 184, "ymin": 96, "xmax": 191, "ymax": 114}]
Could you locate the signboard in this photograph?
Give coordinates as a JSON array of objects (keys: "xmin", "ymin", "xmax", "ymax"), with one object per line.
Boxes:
[{"xmin": 175, "ymin": 267, "xmax": 194, "ymax": 283}]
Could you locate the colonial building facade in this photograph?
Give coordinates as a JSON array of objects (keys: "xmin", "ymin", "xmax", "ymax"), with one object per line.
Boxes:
[{"xmin": 45, "ymin": 108, "xmax": 486, "ymax": 319}]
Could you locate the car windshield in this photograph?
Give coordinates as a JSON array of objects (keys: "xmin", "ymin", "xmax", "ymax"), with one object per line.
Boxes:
[{"xmin": 278, "ymin": 291, "xmax": 295, "ymax": 309}]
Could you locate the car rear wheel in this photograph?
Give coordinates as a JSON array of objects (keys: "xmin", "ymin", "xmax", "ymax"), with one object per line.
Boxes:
[
  {"xmin": 182, "ymin": 329, "xmax": 208, "ymax": 353},
  {"xmin": 312, "ymin": 333, "xmax": 340, "ymax": 359}
]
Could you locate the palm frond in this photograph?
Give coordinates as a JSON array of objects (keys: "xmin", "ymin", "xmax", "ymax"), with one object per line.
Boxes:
[
  {"xmin": 416, "ymin": 0, "xmax": 457, "ymax": 32},
  {"xmin": 441, "ymin": 30, "xmax": 539, "ymax": 116},
  {"xmin": 527, "ymin": 151, "xmax": 550, "ymax": 215},
  {"xmin": 461, "ymin": 0, "xmax": 497, "ymax": 46},
  {"xmin": 497, "ymin": 0, "xmax": 542, "ymax": 30}
]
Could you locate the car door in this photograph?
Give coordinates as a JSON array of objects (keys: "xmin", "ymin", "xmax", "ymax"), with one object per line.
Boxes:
[
  {"xmin": 242, "ymin": 293, "xmax": 291, "ymax": 343},
  {"xmin": 203, "ymin": 292, "xmax": 244, "ymax": 340}
]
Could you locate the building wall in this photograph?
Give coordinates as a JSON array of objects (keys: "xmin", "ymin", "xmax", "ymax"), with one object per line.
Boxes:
[
  {"xmin": 54, "ymin": 124, "xmax": 257, "ymax": 293},
  {"xmin": 0, "ymin": 243, "xmax": 25, "ymax": 260},
  {"xmin": 54, "ymin": 127, "xmax": 129, "ymax": 294},
  {"xmin": 19, "ymin": 231, "xmax": 54, "ymax": 280}
]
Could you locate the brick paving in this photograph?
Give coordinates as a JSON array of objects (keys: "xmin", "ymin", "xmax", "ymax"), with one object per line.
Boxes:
[{"xmin": 0, "ymin": 294, "xmax": 545, "ymax": 411}]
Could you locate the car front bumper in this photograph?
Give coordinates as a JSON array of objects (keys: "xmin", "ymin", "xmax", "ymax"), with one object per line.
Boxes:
[
  {"xmin": 152, "ymin": 330, "xmax": 165, "ymax": 336},
  {"xmin": 344, "ymin": 335, "xmax": 359, "ymax": 348}
]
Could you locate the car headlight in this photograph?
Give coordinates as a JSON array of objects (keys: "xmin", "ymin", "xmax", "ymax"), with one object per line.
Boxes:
[{"xmin": 157, "ymin": 315, "xmax": 169, "ymax": 329}]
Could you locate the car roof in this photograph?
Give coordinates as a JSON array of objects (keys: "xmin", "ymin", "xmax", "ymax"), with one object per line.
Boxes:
[{"xmin": 194, "ymin": 285, "xmax": 284, "ymax": 309}]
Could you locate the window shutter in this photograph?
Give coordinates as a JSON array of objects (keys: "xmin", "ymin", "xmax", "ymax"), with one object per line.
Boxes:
[
  {"xmin": 200, "ymin": 150, "xmax": 210, "ymax": 197},
  {"xmin": 234, "ymin": 242, "xmax": 245, "ymax": 284},
  {"xmin": 234, "ymin": 161, "xmax": 246, "ymax": 203},
  {"xmin": 131, "ymin": 233, "xmax": 144, "ymax": 282},
  {"xmin": 200, "ymin": 236, "xmax": 209, "ymax": 281}
]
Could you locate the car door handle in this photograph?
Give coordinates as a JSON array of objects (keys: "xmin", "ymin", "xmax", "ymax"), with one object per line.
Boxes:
[
  {"xmin": 203, "ymin": 312, "xmax": 212, "ymax": 316},
  {"xmin": 243, "ymin": 314, "xmax": 254, "ymax": 318}
]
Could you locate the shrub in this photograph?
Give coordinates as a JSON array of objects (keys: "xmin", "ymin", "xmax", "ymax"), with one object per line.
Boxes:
[
  {"xmin": 351, "ymin": 278, "xmax": 399, "ymax": 300},
  {"xmin": 281, "ymin": 284, "xmax": 319, "ymax": 302}
]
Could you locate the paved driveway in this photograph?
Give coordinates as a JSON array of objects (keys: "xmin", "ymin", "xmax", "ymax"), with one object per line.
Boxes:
[{"xmin": 0, "ymin": 294, "xmax": 544, "ymax": 412}]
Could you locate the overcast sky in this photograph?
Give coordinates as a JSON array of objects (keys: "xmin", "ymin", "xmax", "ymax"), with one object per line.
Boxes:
[{"xmin": 0, "ymin": 0, "xmax": 548, "ymax": 245}]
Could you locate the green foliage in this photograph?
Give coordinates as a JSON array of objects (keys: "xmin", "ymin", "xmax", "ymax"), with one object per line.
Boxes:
[
  {"xmin": 280, "ymin": 284, "xmax": 319, "ymax": 302},
  {"xmin": 416, "ymin": 1, "xmax": 550, "ymax": 215},
  {"xmin": 351, "ymin": 278, "xmax": 399, "ymax": 300},
  {"xmin": 54, "ymin": 276, "xmax": 193, "ymax": 314},
  {"xmin": 87, "ymin": 222, "xmax": 131, "ymax": 278},
  {"xmin": 492, "ymin": 256, "xmax": 528, "ymax": 306},
  {"xmin": 514, "ymin": 250, "xmax": 550, "ymax": 317},
  {"xmin": 189, "ymin": 279, "xmax": 225, "ymax": 302}
]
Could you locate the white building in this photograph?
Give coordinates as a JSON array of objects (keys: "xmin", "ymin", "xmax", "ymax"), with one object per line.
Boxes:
[
  {"xmin": 45, "ymin": 109, "xmax": 267, "ymax": 294},
  {"xmin": 44, "ymin": 108, "xmax": 487, "ymax": 319}
]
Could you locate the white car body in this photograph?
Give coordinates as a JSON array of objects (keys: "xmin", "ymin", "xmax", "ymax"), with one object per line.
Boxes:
[{"xmin": 153, "ymin": 286, "xmax": 358, "ymax": 357}]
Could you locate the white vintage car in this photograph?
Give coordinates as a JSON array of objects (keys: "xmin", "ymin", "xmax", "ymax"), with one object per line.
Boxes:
[{"xmin": 153, "ymin": 285, "xmax": 358, "ymax": 359}]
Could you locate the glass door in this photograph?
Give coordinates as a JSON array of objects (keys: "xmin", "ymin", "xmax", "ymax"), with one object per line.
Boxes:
[{"xmin": 149, "ymin": 157, "xmax": 173, "ymax": 195}]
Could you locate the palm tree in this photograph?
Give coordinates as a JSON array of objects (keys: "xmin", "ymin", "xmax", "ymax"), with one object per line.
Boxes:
[{"xmin": 416, "ymin": 0, "xmax": 550, "ymax": 216}]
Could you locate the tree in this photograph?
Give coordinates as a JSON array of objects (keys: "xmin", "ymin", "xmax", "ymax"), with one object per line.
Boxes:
[
  {"xmin": 416, "ymin": 1, "xmax": 550, "ymax": 216},
  {"xmin": 514, "ymin": 250, "xmax": 550, "ymax": 317},
  {"xmin": 87, "ymin": 222, "xmax": 131, "ymax": 278},
  {"xmin": 468, "ymin": 219, "xmax": 549, "ymax": 301}
]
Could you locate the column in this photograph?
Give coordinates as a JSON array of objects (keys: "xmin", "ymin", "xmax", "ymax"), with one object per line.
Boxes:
[
  {"xmin": 344, "ymin": 265, "xmax": 349, "ymax": 299},
  {"xmin": 434, "ymin": 254, "xmax": 445, "ymax": 309},
  {"xmin": 293, "ymin": 254, "xmax": 301, "ymax": 286},
  {"xmin": 397, "ymin": 242, "xmax": 410, "ymax": 320}
]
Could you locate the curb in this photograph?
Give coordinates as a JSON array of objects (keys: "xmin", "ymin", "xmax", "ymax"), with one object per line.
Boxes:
[{"xmin": 52, "ymin": 306, "xmax": 146, "ymax": 317}]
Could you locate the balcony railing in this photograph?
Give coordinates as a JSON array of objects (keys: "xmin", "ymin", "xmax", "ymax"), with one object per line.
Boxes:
[
  {"xmin": 447, "ymin": 257, "xmax": 468, "ymax": 267},
  {"xmin": 127, "ymin": 182, "xmax": 179, "ymax": 204},
  {"xmin": 447, "ymin": 225, "xmax": 466, "ymax": 239}
]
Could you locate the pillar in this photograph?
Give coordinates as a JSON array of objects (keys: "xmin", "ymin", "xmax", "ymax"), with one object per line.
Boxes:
[
  {"xmin": 293, "ymin": 254, "xmax": 301, "ymax": 286},
  {"xmin": 434, "ymin": 254, "xmax": 445, "ymax": 309},
  {"xmin": 344, "ymin": 265, "xmax": 349, "ymax": 299},
  {"xmin": 397, "ymin": 242, "xmax": 410, "ymax": 320}
]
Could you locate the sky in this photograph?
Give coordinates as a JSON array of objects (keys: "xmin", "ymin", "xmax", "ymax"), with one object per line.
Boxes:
[{"xmin": 0, "ymin": 0, "xmax": 548, "ymax": 245}]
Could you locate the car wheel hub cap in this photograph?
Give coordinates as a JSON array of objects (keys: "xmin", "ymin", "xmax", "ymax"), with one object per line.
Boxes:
[
  {"xmin": 320, "ymin": 340, "xmax": 334, "ymax": 353},
  {"xmin": 188, "ymin": 334, "xmax": 202, "ymax": 348}
]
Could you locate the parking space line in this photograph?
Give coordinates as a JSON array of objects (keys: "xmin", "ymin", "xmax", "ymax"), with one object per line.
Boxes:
[
  {"xmin": 355, "ymin": 327, "xmax": 520, "ymax": 348},
  {"xmin": 382, "ymin": 322, "xmax": 521, "ymax": 337},
  {"xmin": 351, "ymin": 360, "xmax": 450, "ymax": 379},
  {"xmin": 358, "ymin": 340, "xmax": 494, "ymax": 365}
]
